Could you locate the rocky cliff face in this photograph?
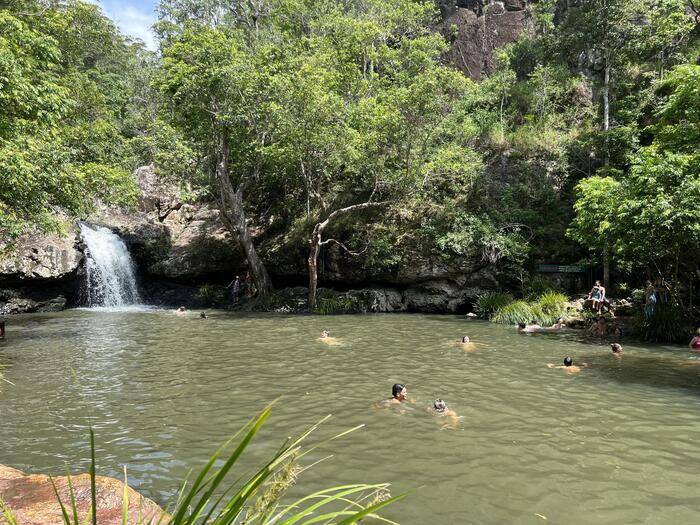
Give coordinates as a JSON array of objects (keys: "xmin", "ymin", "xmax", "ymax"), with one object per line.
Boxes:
[
  {"xmin": 437, "ymin": 0, "xmax": 536, "ymax": 80},
  {"xmin": 0, "ymin": 0, "xmax": 539, "ymax": 315},
  {"xmin": 0, "ymin": 163, "xmax": 509, "ymax": 314}
]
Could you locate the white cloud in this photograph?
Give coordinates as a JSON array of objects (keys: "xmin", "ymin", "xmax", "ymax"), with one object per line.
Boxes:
[{"xmin": 98, "ymin": 1, "xmax": 158, "ymax": 50}]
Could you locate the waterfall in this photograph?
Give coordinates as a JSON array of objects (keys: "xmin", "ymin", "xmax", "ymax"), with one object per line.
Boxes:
[{"xmin": 79, "ymin": 223, "xmax": 141, "ymax": 308}]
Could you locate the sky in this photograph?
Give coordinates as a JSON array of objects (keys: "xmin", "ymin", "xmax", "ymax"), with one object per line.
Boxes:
[{"xmin": 96, "ymin": 0, "xmax": 159, "ymax": 50}]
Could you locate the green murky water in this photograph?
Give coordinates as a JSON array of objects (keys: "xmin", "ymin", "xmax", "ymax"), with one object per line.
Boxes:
[{"xmin": 2, "ymin": 310, "xmax": 700, "ymax": 524}]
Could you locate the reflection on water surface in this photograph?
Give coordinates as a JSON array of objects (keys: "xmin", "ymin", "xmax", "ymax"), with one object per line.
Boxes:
[{"xmin": 1, "ymin": 310, "xmax": 700, "ymax": 524}]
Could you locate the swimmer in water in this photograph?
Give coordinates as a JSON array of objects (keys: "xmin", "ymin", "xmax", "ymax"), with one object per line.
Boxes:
[
  {"xmin": 458, "ymin": 335, "xmax": 479, "ymax": 352},
  {"xmin": 387, "ymin": 383, "xmax": 409, "ymax": 405},
  {"xmin": 431, "ymin": 399, "xmax": 463, "ymax": 429},
  {"xmin": 318, "ymin": 330, "xmax": 340, "ymax": 345},
  {"xmin": 611, "ymin": 343, "xmax": 623, "ymax": 356},
  {"xmin": 547, "ymin": 356, "xmax": 586, "ymax": 374},
  {"xmin": 689, "ymin": 328, "xmax": 700, "ymax": 351},
  {"xmin": 549, "ymin": 317, "xmax": 566, "ymax": 330},
  {"xmin": 518, "ymin": 322, "xmax": 544, "ymax": 333},
  {"xmin": 175, "ymin": 306, "xmax": 187, "ymax": 315},
  {"xmin": 0, "ymin": 321, "xmax": 5, "ymax": 337},
  {"xmin": 200, "ymin": 312, "xmax": 208, "ymax": 319}
]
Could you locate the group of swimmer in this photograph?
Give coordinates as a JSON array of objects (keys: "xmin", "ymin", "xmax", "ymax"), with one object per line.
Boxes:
[{"xmin": 384, "ymin": 383, "xmax": 462, "ymax": 429}]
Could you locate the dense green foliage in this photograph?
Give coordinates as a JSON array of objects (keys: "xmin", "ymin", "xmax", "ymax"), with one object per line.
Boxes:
[
  {"xmin": 0, "ymin": 1, "xmax": 155, "ymax": 239},
  {"xmin": 1, "ymin": 0, "xmax": 699, "ymax": 330}
]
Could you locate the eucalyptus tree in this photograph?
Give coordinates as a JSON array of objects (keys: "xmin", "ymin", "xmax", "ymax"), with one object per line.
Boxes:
[
  {"xmin": 156, "ymin": 24, "xmax": 277, "ymax": 296},
  {"xmin": 269, "ymin": 0, "xmax": 479, "ymax": 308}
]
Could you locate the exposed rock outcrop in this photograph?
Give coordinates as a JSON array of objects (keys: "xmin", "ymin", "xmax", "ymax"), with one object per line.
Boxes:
[
  {"xmin": 437, "ymin": 0, "xmax": 536, "ymax": 80},
  {"xmin": 0, "ymin": 465, "xmax": 166, "ymax": 525},
  {"xmin": 0, "ymin": 233, "xmax": 82, "ymax": 283}
]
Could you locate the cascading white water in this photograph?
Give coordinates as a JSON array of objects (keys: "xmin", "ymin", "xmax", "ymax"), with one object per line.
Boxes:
[{"xmin": 79, "ymin": 223, "xmax": 141, "ymax": 307}]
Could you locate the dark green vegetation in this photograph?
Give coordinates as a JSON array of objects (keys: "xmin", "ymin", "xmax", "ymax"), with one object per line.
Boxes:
[
  {"xmin": 0, "ymin": 406, "xmax": 401, "ymax": 524},
  {"xmin": 1, "ymin": 0, "xmax": 699, "ymax": 336}
]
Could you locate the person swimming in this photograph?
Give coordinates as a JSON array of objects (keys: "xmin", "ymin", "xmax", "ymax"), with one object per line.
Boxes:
[
  {"xmin": 518, "ymin": 322, "xmax": 544, "ymax": 333},
  {"xmin": 431, "ymin": 399, "xmax": 462, "ymax": 429},
  {"xmin": 549, "ymin": 317, "xmax": 566, "ymax": 330},
  {"xmin": 200, "ymin": 312, "xmax": 208, "ymax": 319},
  {"xmin": 461, "ymin": 336, "xmax": 470, "ymax": 343},
  {"xmin": 175, "ymin": 306, "xmax": 186, "ymax": 315},
  {"xmin": 689, "ymin": 328, "xmax": 700, "ymax": 351},
  {"xmin": 318, "ymin": 330, "xmax": 340, "ymax": 345},
  {"xmin": 388, "ymin": 383, "xmax": 408, "ymax": 405},
  {"xmin": 611, "ymin": 343, "xmax": 623, "ymax": 356},
  {"xmin": 547, "ymin": 356, "xmax": 586, "ymax": 374},
  {"xmin": 0, "ymin": 321, "xmax": 5, "ymax": 338}
]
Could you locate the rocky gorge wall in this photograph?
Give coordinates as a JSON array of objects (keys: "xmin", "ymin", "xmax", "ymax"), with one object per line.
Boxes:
[
  {"xmin": 0, "ymin": 165, "xmax": 514, "ymax": 314},
  {"xmin": 0, "ymin": 3, "xmax": 541, "ymax": 315}
]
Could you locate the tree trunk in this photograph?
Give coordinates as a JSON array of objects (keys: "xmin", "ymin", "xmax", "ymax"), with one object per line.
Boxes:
[
  {"xmin": 603, "ymin": 62, "xmax": 610, "ymax": 167},
  {"xmin": 308, "ymin": 224, "xmax": 322, "ymax": 309},
  {"xmin": 216, "ymin": 129, "xmax": 273, "ymax": 298},
  {"xmin": 307, "ymin": 201, "xmax": 388, "ymax": 310},
  {"xmin": 603, "ymin": 246, "xmax": 610, "ymax": 293}
]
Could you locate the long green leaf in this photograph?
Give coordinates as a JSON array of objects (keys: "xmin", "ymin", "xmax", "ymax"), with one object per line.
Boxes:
[
  {"xmin": 49, "ymin": 475, "xmax": 73, "ymax": 525},
  {"xmin": 90, "ymin": 429, "xmax": 97, "ymax": 525}
]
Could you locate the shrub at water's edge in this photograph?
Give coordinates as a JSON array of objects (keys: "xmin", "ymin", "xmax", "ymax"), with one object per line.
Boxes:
[
  {"xmin": 637, "ymin": 302, "xmax": 692, "ymax": 344},
  {"xmin": 536, "ymin": 291, "xmax": 569, "ymax": 324},
  {"xmin": 0, "ymin": 405, "xmax": 402, "ymax": 525},
  {"xmin": 489, "ymin": 292, "xmax": 569, "ymax": 326},
  {"xmin": 475, "ymin": 292, "xmax": 514, "ymax": 319},
  {"xmin": 491, "ymin": 300, "xmax": 536, "ymax": 325}
]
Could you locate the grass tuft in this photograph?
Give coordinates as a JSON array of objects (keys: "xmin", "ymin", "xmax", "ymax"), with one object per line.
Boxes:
[
  {"xmin": 491, "ymin": 300, "xmax": 535, "ymax": 325},
  {"xmin": 475, "ymin": 292, "xmax": 513, "ymax": 319}
]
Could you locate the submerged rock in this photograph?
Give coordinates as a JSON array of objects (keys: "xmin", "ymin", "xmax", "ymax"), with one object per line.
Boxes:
[{"xmin": 0, "ymin": 465, "xmax": 166, "ymax": 525}]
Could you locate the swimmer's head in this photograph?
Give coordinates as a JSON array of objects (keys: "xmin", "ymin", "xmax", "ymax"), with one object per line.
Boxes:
[
  {"xmin": 611, "ymin": 343, "xmax": 623, "ymax": 353},
  {"xmin": 200, "ymin": 312, "xmax": 207, "ymax": 319},
  {"xmin": 518, "ymin": 323, "xmax": 526, "ymax": 330},
  {"xmin": 595, "ymin": 280, "xmax": 601, "ymax": 286},
  {"xmin": 563, "ymin": 356, "xmax": 573, "ymax": 367},
  {"xmin": 556, "ymin": 317, "xmax": 564, "ymax": 323},
  {"xmin": 433, "ymin": 399, "xmax": 446, "ymax": 412},
  {"xmin": 321, "ymin": 330, "xmax": 330, "ymax": 337},
  {"xmin": 177, "ymin": 306, "xmax": 186, "ymax": 312},
  {"xmin": 462, "ymin": 336, "xmax": 470, "ymax": 343},
  {"xmin": 392, "ymin": 383, "xmax": 407, "ymax": 400}
]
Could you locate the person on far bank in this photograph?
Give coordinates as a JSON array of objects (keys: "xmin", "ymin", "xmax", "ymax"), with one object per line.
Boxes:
[
  {"xmin": 226, "ymin": 275, "xmax": 241, "ymax": 302},
  {"xmin": 644, "ymin": 280, "xmax": 657, "ymax": 319},
  {"xmin": 588, "ymin": 280, "xmax": 605, "ymax": 313},
  {"xmin": 689, "ymin": 328, "xmax": 700, "ymax": 351}
]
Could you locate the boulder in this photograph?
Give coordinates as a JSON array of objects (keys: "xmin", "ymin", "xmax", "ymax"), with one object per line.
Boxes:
[
  {"xmin": 149, "ymin": 204, "xmax": 243, "ymax": 280},
  {"xmin": 0, "ymin": 465, "xmax": 166, "ymax": 525},
  {"xmin": 0, "ymin": 233, "xmax": 82, "ymax": 283}
]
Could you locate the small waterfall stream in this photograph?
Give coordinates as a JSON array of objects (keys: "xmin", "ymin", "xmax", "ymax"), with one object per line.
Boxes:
[{"xmin": 79, "ymin": 223, "xmax": 141, "ymax": 308}]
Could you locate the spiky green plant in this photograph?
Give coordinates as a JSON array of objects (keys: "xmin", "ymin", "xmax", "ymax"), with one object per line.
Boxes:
[
  {"xmin": 2, "ymin": 406, "xmax": 403, "ymax": 525},
  {"xmin": 491, "ymin": 300, "xmax": 536, "ymax": 325},
  {"xmin": 536, "ymin": 291, "xmax": 568, "ymax": 323},
  {"xmin": 475, "ymin": 292, "xmax": 513, "ymax": 319}
]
